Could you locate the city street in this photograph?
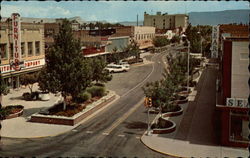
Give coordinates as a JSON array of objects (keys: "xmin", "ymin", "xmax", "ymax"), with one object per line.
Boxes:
[{"xmin": 1, "ymin": 52, "xmax": 171, "ymax": 157}]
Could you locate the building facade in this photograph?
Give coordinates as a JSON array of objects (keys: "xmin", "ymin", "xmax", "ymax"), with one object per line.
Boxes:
[
  {"xmin": 133, "ymin": 26, "xmax": 155, "ymax": 50},
  {"xmin": 0, "ymin": 21, "xmax": 45, "ymax": 89},
  {"xmin": 216, "ymin": 25, "xmax": 249, "ymax": 147},
  {"xmin": 144, "ymin": 12, "xmax": 188, "ymax": 31}
]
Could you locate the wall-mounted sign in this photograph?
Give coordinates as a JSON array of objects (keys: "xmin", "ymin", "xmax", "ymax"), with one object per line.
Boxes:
[
  {"xmin": 226, "ymin": 98, "xmax": 249, "ymax": 108},
  {"xmin": 12, "ymin": 13, "xmax": 22, "ymax": 71},
  {"xmin": 211, "ymin": 25, "xmax": 219, "ymax": 58},
  {"xmin": 0, "ymin": 59, "xmax": 45, "ymax": 74}
]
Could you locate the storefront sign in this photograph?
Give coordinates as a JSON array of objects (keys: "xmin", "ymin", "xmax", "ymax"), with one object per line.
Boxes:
[
  {"xmin": 211, "ymin": 25, "xmax": 219, "ymax": 58},
  {"xmin": 226, "ymin": 98, "xmax": 249, "ymax": 108},
  {"xmin": 0, "ymin": 59, "xmax": 45, "ymax": 74},
  {"xmin": 12, "ymin": 13, "xmax": 22, "ymax": 71}
]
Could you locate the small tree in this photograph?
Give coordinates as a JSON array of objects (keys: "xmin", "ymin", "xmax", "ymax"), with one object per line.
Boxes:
[
  {"xmin": 39, "ymin": 19, "xmax": 93, "ymax": 110},
  {"xmin": 170, "ymin": 35, "xmax": 180, "ymax": 44},
  {"xmin": 20, "ymin": 72, "xmax": 39, "ymax": 94},
  {"xmin": 0, "ymin": 73, "xmax": 7, "ymax": 109},
  {"xmin": 91, "ymin": 57, "xmax": 112, "ymax": 83},
  {"xmin": 153, "ymin": 36, "xmax": 170, "ymax": 47}
]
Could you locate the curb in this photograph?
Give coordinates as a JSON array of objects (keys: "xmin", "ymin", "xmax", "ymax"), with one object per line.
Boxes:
[
  {"xmin": 1, "ymin": 93, "xmax": 120, "ymax": 139},
  {"xmin": 140, "ymin": 135, "xmax": 185, "ymax": 158}
]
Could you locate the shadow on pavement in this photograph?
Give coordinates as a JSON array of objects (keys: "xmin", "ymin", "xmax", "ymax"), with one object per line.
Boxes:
[
  {"xmin": 157, "ymin": 67, "xmax": 220, "ymax": 146},
  {"xmin": 21, "ymin": 107, "xmax": 44, "ymax": 118},
  {"xmin": 124, "ymin": 121, "xmax": 148, "ymax": 130}
]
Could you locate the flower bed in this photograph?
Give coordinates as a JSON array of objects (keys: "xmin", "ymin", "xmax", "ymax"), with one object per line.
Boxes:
[
  {"xmin": 30, "ymin": 91, "xmax": 116, "ymax": 126},
  {"xmin": 151, "ymin": 117, "xmax": 176, "ymax": 134},
  {"xmin": 175, "ymin": 95, "xmax": 188, "ymax": 104},
  {"xmin": 162, "ymin": 105, "xmax": 183, "ymax": 117},
  {"xmin": 0, "ymin": 105, "xmax": 24, "ymax": 120}
]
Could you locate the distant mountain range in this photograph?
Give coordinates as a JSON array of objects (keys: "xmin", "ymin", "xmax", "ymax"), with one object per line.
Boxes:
[
  {"xmin": 189, "ymin": 9, "xmax": 250, "ymax": 26},
  {"xmin": 118, "ymin": 9, "xmax": 250, "ymax": 26}
]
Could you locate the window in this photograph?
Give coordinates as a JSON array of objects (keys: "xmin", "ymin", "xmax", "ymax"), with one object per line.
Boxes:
[
  {"xmin": 240, "ymin": 53, "xmax": 248, "ymax": 60},
  {"xmin": 35, "ymin": 41, "xmax": 40, "ymax": 55},
  {"xmin": 28, "ymin": 42, "xmax": 33, "ymax": 56},
  {"xmin": 21, "ymin": 42, "xmax": 25, "ymax": 57},
  {"xmin": 0, "ymin": 44, "xmax": 7, "ymax": 59}
]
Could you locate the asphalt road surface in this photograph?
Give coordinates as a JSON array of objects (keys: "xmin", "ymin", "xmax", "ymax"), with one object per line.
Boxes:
[{"xmin": 1, "ymin": 51, "xmax": 173, "ymax": 157}]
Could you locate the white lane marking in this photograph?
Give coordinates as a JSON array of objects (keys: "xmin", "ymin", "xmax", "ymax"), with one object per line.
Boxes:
[
  {"xmin": 102, "ymin": 132, "xmax": 109, "ymax": 136},
  {"xmin": 86, "ymin": 131, "xmax": 93, "ymax": 134},
  {"xmin": 72, "ymin": 130, "xmax": 77, "ymax": 132},
  {"xmin": 120, "ymin": 54, "xmax": 156, "ymax": 98},
  {"xmin": 118, "ymin": 134, "xmax": 125, "ymax": 137},
  {"xmin": 103, "ymin": 98, "xmax": 144, "ymax": 134},
  {"xmin": 135, "ymin": 136, "xmax": 140, "ymax": 139}
]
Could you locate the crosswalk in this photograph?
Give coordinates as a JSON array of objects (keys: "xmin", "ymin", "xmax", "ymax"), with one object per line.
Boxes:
[{"xmin": 73, "ymin": 130, "xmax": 141, "ymax": 139}]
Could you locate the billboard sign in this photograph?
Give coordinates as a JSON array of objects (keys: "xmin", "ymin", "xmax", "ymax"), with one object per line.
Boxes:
[
  {"xmin": 211, "ymin": 25, "xmax": 219, "ymax": 58},
  {"xmin": 12, "ymin": 13, "xmax": 22, "ymax": 71}
]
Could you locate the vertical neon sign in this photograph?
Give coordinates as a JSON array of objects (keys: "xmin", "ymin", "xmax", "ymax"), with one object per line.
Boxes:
[{"xmin": 12, "ymin": 13, "xmax": 21, "ymax": 71}]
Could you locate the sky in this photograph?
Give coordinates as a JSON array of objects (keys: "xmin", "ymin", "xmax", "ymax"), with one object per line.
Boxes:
[{"xmin": 1, "ymin": 1, "xmax": 249, "ymax": 23}]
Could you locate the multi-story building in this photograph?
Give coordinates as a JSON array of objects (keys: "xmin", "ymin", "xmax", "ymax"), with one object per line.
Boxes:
[
  {"xmin": 144, "ymin": 12, "xmax": 188, "ymax": 32},
  {"xmin": 132, "ymin": 26, "xmax": 155, "ymax": 50},
  {"xmin": 0, "ymin": 20, "xmax": 45, "ymax": 89},
  {"xmin": 216, "ymin": 24, "xmax": 249, "ymax": 148}
]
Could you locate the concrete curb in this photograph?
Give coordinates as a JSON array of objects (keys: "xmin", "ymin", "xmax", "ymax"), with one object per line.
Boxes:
[
  {"xmin": 140, "ymin": 134, "xmax": 183, "ymax": 158},
  {"xmin": 1, "ymin": 93, "xmax": 120, "ymax": 139}
]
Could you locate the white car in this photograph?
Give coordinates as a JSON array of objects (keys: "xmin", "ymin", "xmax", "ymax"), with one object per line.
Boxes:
[
  {"xmin": 118, "ymin": 61, "xmax": 130, "ymax": 67},
  {"xmin": 105, "ymin": 64, "xmax": 130, "ymax": 73}
]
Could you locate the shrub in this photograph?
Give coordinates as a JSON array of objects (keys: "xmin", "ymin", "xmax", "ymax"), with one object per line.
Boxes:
[
  {"xmin": 0, "ymin": 108, "xmax": 11, "ymax": 120},
  {"xmin": 86, "ymin": 86, "xmax": 106, "ymax": 97},
  {"xmin": 22, "ymin": 92, "xmax": 33, "ymax": 101},
  {"xmin": 75, "ymin": 91, "xmax": 92, "ymax": 103},
  {"xmin": 94, "ymin": 83, "xmax": 105, "ymax": 87},
  {"xmin": 22, "ymin": 91, "xmax": 40, "ymax": 101}
]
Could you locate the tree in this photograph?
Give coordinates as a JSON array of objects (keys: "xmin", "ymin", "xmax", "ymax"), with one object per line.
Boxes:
[
  {"xmin": 91, "ymin": 57, "xmax": 112, "ymax": 83},
  {"xmin": 39, "ymin": 19, "xmax": 93, "ymax": 110},
  {"xmin": 170, "ymin": 35, "xmax": 180, "ymax": 43},
  {"xmin": 20, "ymin": 72, "xmax": 39, "ymax": 94},
  {"xmin": 0, "ymin": 73, "xmax": 7, "ymax": 109},
  {"xmin": 153, "ymin": 36, "xmax": 170, "ymax": 47}
]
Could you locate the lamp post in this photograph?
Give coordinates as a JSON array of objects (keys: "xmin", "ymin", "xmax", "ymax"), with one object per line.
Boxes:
[
  {"xmin": 181, "ymin": 34, "xmax": 190, "ymax": 93},
  {"xmin": 187, "ymin": 40, "xmax": 190, "ymax": 93}
]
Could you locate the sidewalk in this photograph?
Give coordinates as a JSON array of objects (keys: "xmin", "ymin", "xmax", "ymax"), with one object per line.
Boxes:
[
  {"xmin": 1, "ymin": 84, "xmax": 119, "ymax": 138},
  {"xmin": 141, "ymin": 67, "xmax": 248, "ymax": 157}
]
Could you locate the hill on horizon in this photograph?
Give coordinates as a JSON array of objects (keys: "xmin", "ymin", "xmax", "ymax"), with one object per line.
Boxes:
[
  {"xmin": 189, "ymin": 9, "xmax": 250, "ymax": 26},
  {"xmin": 118, "ymin": 9, "xmax": 250, "ymax": 26}
]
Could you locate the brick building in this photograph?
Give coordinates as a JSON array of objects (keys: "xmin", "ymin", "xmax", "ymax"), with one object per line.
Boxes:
[
  {"xmin": 216, "ymin": 24, "xmax": 249, "ymax": 147},
  {"xmin": 0, "ymin": 20, "xmax": 45, "ymax": 89}
]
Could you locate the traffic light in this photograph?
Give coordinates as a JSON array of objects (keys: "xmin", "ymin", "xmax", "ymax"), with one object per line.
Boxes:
[{"xmin": 148, "ymin": 98, "xmax": 152, "ymax": 107}]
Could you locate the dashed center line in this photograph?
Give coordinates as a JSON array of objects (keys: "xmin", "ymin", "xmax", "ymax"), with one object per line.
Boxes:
[
  {"xmin": 118, "ymin": 134, "xmax": 125, "ymax": 137},
  {"xmin": 86, "ymin": 131, "xmax": 93, "ymax": 134},
  {"xmin": 102, "ymin": 132, "xmax": 109, "ymax": 136}
]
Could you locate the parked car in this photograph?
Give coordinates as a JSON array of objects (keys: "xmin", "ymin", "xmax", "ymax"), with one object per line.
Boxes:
[
  {"xmin": 125, "ymin": 58, "xmax": 143, "ymax": 64},
  {"xmin": 118, "ymin": 61, "xmax": 130, "ymax": 67},
  {"xmin": 105, "ymin": 64, "xmax": 129, "ymax": 73}
]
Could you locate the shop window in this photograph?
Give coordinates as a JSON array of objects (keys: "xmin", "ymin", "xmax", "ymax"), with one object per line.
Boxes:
[
  {"xmin": 0, "ymin": 43, "xmax": 7, "ymax": 59},
  {"xmin": 35, "ymin": 41, "xmax": 40, "ymax": 55},
  {"xmin": 28, "ymin": 42, "xmax": 33, "ymax": 56},
  {"xmin": 21, "ymin": 42, "xmax": 25, "ymax": 57},
  {"xmin": 229, "ymin": 110, "xmax": 249, "ymax": 143}
]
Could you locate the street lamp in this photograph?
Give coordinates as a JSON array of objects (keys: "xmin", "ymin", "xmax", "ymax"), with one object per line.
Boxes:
[
  {"xmin": 181, "ymin": 34, "xmax": 190, "ymax": 93},
  {"xmin": 197, "ymin": 31, "xmax": 203, "ymax": 57}
]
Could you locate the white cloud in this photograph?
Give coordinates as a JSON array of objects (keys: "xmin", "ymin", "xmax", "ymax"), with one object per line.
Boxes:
[{"xmin": 1, "ymin": 4, "xmax": 72, "ymax": 18}]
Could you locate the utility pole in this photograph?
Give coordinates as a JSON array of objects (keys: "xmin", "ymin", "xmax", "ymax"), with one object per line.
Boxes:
[{"xmin": 137, "ymin": 14, "xmax": 138, "ymax": 26}]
